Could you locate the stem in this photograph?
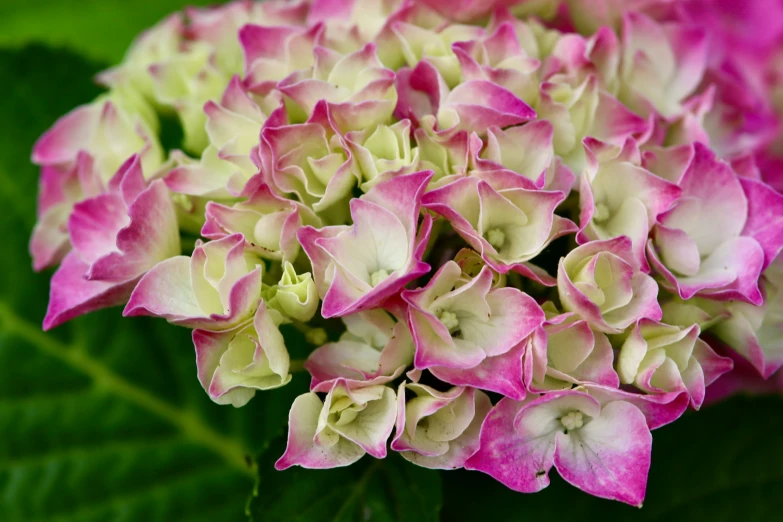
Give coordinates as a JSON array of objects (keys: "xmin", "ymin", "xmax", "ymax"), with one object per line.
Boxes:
[{"xmin": 289, "ymin": 358, "xmax": 307, "ymax": 373}]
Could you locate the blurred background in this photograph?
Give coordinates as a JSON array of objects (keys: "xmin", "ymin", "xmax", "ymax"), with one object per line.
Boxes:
[{"xmin": 0, "ymin": 1, "xmax": 780, "ymax": 521}]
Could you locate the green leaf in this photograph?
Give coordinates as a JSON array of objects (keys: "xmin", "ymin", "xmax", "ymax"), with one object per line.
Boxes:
[
  {"xmin": 0, "ymin": 45, "xmax": 305, "ymax": 521},
  {"xmin": 441, "ymin": 395, "xmax": 783, "ymax": 522},
  {"xmin": 0, "ymin": 0, "xmax": 219, "ymax": 64},
  {"xmin": 249, "ymin": 439, "xmax": 442, "ymax": 522}
]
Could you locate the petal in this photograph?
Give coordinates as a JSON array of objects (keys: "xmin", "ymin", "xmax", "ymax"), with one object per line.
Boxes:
[
  {"xmin": 408, "ymin": 306, "xmax": 485, "ymax": 369},
  {"xmin": 673, "ymin": 237, "xmax": 764, "ymax": 305},
  {"xmin": 123, "ymin": 254, "xmax": 263, "ymax": 330},
  {"xmin": 464, "ymin": 397, "xmax": 556, "ymax": 493},
  {"xmin": 652, "ymin": 224, "xmax": 701, "ymax": 277},
  {"xmin": 430, "ymin": 341, "xmax": 527, "ymax": 400},
  {"xmin": 661, "ymin": 143, "xmax": 747, "ymax": 256},
  {"xmin": 68, "ymin": 193, "xmax": 129, "ymax": 266},
  {"xmin": 401, "ymin": 389, "xmax": 492, "ymax": 469},
  {"xmin": 30, "ymin": 204, "xmax": 73, "ymax": 272},
  {"xmin": 584, "ymin": 384, "xmax": 689, "ymax": 430},
  {"xmin": 663, "ymin": 24, "xmax": 707, "ymax": 105},
  {"xmin": 328, "ymin": 385, "xmax": 397, "ymax": 458},
  {"xmin": 693, "ymin": 338, "xmax": 734, "ymax": 388},
  {"xmin": 32, "ymin": 103, "xmax": 100, "ymax": 166},
  {"xmin": 461, "ymin": 287, "xmax": 544, "ymax": 357},
  {"xmin": 479, "ymin": 121, "xmax": 554, "ymax": 185},
  {"xmin": 297, "ymin": 224, "xmax": 348, "ymax": 298},
  {"xmin": 43, "ymin": 251, "xmax": 138, "ymax": 330},
  {"xmin": 275, "ymin": 393, "xmax": 365, "ymax": 470},
  {"xmin": 740, "ymin": 177, "xmax": 783, "ymax": 271},
  {"xmin": 554, "ymin": 401, "xmax": 651, "ymax": 507},
  {"xmin": 192, "ymin": 328, "xmax": 231, "ymax": 397},
  {"xmin": 123, "ymin": 256, "xmax": 203, "ymax": 319},
  {"xmin": 305, "ymin": 340, "xmax": 382, "ymax": 388},
  {"xmin": 362, "ymin": 170, "xmax": 433, "ymax": 240},
  {"xmin": 88, "ymin": 180, "xmax": 181, "ymax": 281},
  {"xmin": 441, "ymin": 80, "xmax": 535, "ymax": 134}
]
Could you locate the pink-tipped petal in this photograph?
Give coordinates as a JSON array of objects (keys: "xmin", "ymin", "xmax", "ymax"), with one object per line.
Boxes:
[{"xmin": 554, "ymin": 401, "xmax": 651, "ymax": 507}]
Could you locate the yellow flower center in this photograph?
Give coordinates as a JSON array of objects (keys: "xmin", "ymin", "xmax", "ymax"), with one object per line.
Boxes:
[
  {"xmin": 439, "ymin": 310, "xmax": 460, "ymax": 333},
  {"xmin": 371, "ymin": 269, "xmax": 390, "ymax": 287},
  {"xmin": 593, "ymin": 203, "xmax": 611, "ymax": 223},
  {"xmin": 486, "ymin": 228, "xmax": 506, "ymax": 249},
  {"xmin": 560, "ymin": 411, "xmax": 584, "ymax": 431}
]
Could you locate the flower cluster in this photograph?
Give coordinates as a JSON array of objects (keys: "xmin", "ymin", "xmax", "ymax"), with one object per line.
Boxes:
[{"xmin": 30, "ymin": 0, "xmax": 783, "ymax": 506}]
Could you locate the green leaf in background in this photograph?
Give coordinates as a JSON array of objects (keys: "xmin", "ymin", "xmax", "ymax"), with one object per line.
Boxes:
[
  {"xmin": 248, "ymin": 440, "xmax": 442, "ymax": 522},
  {"xmin": 0, "ymin": 0, "xmax": 218, "ymax": 64},
  {"xmin": 0, "ymin": 45, "xmax": 308, "ymax": 522}
]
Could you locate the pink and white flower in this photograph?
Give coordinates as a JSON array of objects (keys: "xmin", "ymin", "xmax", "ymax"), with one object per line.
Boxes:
[
  {"xmin": 391, "ymin": 383, "xmax": 491, "ymax": 469},
  {"xmin": 32, "ymin": 95, "xmax": 162, "ymax": 182},
  {"xmin": 526, "ymin": 309, "xmax": 619, "ymax": 391},
  {"xmin": 167, "ymin": 75, "xmax": 286, "ymax": 198},
  {"xmin": 415, "ymin": 128, "xmax": 476, "ymax": 188},
  {"xmin": 275, "ymin": 380, "xmax": 397, "ymax": 469},
  {"xmin": 452, "ymin": 18, "xmax": 541, "ymax": 105},
  {"xmin": 278, "ymin": 43, "xmax": 398, "ymax": 133},
  {"xmin": 618, "ymin": 12, "xmax": 708, "ymax": 118},
  {"xmin": 395, "ymin": 60, "xmax": 536, "ymax": 136},
  {"xmin": 192, "ymin": 300, "xmax": 291, "ymax": 407},
  {"xmin": 617, "ymin": 319, "xmax": 733, "ymax": 409},
  {"xmin": 578, "ymin": 138, "xmax": 681, "ymax": 270},
  {"xmin": 471, "ymin": 120, "xmax": 574, "ymax": 193},
  {"xmin": 305, "ymin": 309, "xmax": 414, "ymax": 391},
  {"xmin": 648, "ymin": 144, "xmax": 783, "ymax": 305},
  {"xmin": 201, "ymin": 183, "xmax": 321, "ymax": 262},
  {"xmin": 418, "ymin": 0, "xmax": 557, "ymax": 23},
  {"xmin": 148, "ymin": 42, "xmax": 229, "ymax": 153},
  {"xmin": 30, "ymin": 154, "xmax": 102, "ymax": 271},
  {"xmin": 678, "ymin": 260, "xmax": 783, "ymax": 379},
  {"xmin": 27, "ymin": 0, "xmax": 783, "ymax": 503},
  {"xmin": 43, "ymin": 156, "xmax": 180, "ymax": 330},
  {"xmin": 383, "ymin": 18, "xmax": 484, "ymax": 88},
  {"xmin": 307, "ymin": 0, "xmax": 405, "ymax": 45},
  {"xmin": 345, "ymin": 119, "xmax": 419, "ymax": 191},
  {"xmin": 465, "ymin": 390, "xmax": 652, "ymax": 506},
  {"xmin": 402, "ymin": 261, "xmax": 544, "ymax": 370},
  {"xmin": 298, "ymin": 170, "xmax": 432, "ymax": 318},
  {"xmin": 536, "ymin": 78, "xmax": 647, "ymax": 169},
  {"xmin": 558, "ymin": 236, "xmax": 661, "ymax": 333},
  {"xmin": 423, "ymin": 175, "xmax": 576, "ymax": 285},
  {"xmin": 186, "ymin": 0, "xmax": 309, "ymax": 75},
  {"xmin": 204, "ymin": 76, "xmax": 287, "ymax": 170},
  {"xmin": 240, "ymin": 22, "xmax": 321, "ymax": 93},
  {"xmin": 261, "ymin": 102, "xmax": 358, "ymax": 212},
  {"xmin": 124, "ymin": 233, "xmax": 263, "ymax": 330}
]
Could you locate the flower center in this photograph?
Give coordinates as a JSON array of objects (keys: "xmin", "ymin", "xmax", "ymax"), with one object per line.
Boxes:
[
  {"xmin": 439, "ymin": 310, "xmax": 460, "ymax": 333},
  {"xmin": 560, "ymin": 411, "xmax": 584, "ymax": 431},
  {"xmin": 593, "ymin": 203, "xmax": 610, "ymax": 223},
  {"xmin": 370, "ymin": 269, "xmax": 390, "ymax": 287},
  {"xmin": 486, "ymin": 228, "xmax": 506, "ymax": 249}
]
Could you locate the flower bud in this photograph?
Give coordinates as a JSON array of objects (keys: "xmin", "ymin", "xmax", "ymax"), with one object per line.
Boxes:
[{"xmin": 266, "ymin": 262, "xmax": 319, "ymax": 322}]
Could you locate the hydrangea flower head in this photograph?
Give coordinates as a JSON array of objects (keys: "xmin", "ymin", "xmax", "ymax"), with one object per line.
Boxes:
[{"xmin": 29, "ymin": 0, "xmax": 783, "ymax": 508}]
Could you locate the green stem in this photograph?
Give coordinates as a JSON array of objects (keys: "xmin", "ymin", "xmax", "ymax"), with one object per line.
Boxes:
[
  {"xmin": 289, "ymin": 358, "xmax": 307, "ymax": 373},
  {"xmin": 422, "ymin": 215, "xmax": 445, "ymax": 262},
  {"xmin": 0, "ymin": 304, "xmax": 254, "ymax": 478}
]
